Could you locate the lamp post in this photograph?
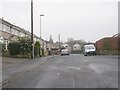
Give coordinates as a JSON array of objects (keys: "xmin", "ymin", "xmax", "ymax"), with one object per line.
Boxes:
[
  {"xmin": 40, "ymin": 14, "xmax": 44, "ymax": 57},
  {"xmin": 31, "ymin": 0, "xmax": 34, "ymax": 59}
]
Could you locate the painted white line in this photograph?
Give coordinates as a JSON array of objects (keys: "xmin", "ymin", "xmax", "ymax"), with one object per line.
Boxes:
[{"xmin": 65, "ymin": 67, "xmax": 80, "ymax": 70}]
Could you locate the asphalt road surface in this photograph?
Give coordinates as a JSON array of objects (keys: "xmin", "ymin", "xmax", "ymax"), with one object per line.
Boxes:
[{"xmin": 3, "ymin": 54, "xmax": 118, "ymax": 88}]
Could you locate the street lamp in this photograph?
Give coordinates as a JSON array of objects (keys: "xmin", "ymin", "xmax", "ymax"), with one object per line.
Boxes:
[{"xmin": 40, "ymin": 14, "xmax": 44, "ymax": 57}]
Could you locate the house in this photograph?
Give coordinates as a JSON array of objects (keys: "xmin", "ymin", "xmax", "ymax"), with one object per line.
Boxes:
[
  {"xmin": 0, "ymin": 18, "xmax": 50, "ymax": 51},
  {"xmin": 73, "ymin": 43, "xmax": 81, "ymax": 51},
  {"xmin": 61, "ymin": 43, "xmax": 72, "ymax": 52},
  {"xmin": 95, "ymin": 33, "xmax": 120, "ymax": 54},
  {"xmin": 95, "ymin": 33, "xmax": 120, "ymax": 50}
]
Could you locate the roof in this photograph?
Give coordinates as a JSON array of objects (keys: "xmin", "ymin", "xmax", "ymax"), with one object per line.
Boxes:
[
  {"xmin": 96, "ymin": 33, "xmax": 120, "ymax": 42},
  {"xmin": 0, "ymin": 18, "xmax": 47, "ymax": 42},
  {"xmin": 112, "ymin": 33, "xmax": 120, "ymax": 37}
]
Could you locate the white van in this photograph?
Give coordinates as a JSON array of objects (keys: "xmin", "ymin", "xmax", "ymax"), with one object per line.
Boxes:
[{"xmin": 83, "ymin": 44, "xmax": 96, "ymax": 56}]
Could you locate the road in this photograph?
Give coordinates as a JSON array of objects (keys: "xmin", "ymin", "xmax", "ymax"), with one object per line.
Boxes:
[{"xmin": 3, "ymin": 54, "xmax": 118, "ymax": 88}]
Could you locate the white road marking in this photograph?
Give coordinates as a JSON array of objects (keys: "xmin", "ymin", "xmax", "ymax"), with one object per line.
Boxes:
[{"xmin": 65, "ymin": 67, "xmax": 80, "ymax": 70}]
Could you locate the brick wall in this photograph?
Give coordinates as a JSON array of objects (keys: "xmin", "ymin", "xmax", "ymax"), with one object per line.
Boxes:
[{"xmin": 95, "ymin": 36, "xmax": 119, "ymax": 51}]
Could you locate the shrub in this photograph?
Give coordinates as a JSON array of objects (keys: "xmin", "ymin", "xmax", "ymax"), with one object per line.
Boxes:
[
  {"xmin": 34, "ymin": 41, "xmax": 40, "ymax": 56},
  {"xmin": 18, "ymin": 37, "xmax": 31, "ymax": 56},
  {"xmin": 41, "ymin": 48, "xmax": 44, "ymax": 56},
  {"xmin": 8, "ymin": 42, "xmax": 21, "ymax": 55},
  {"xmin": 34, "ymin": 46, "xmax": 39, "ymax": 56}
]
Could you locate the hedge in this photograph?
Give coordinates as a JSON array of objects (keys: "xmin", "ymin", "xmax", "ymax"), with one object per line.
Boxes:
[{"xmin": 8, "ymin": 42, "xmax": 21, "ymax": 55}]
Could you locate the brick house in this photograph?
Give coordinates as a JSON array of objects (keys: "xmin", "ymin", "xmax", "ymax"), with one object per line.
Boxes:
[{"xmin": 95, "ymin": 33, "xmax": 120, "ymax": 54}]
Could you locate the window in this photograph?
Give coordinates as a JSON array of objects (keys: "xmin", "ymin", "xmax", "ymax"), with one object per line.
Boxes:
[
  {"xmin": 3, "ymin": 40, "xmax": 9, "ymax": 50},
  {"xmin": 34, "ymin": 38, "xmax": 36, "ymax": 41},
  {"xmin": 11, "ymin": 28, "xmax": 15, "ymax": 34},
  {"xmin": 20, "ymin": 32, "xmax": 25, "ymax": 37},
  {"xmin": 14, "ymin": 30, "xmax": 20, "ymax": 36},
  {"xmin": 4, "ymin": 25, "xmax": 10, "ymax": 33}
]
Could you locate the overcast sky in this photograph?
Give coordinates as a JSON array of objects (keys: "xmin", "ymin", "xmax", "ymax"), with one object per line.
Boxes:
[{"xmin": 0, "ymin": 0, "xmax": 119, "ymax": 42}]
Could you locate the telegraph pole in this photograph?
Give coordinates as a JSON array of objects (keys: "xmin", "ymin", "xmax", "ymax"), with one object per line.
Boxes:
[
  {"xmin": 59, "ymin": 34, "xmax": 60, "ymax": 49},
  {"xmin": 31, "ymin": 0, "xmax": 34, "ymax": 59},
  {"xmin": 39, "ymin": 14, "xmax": 44, "ymax": 57}
]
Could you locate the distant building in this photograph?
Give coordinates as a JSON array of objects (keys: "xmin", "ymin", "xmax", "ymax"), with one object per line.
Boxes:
[
  {"xmin": 73, "ymin": 43, "xmax": 81, "ymax": 51},
  {"xmin": 61, "ymin": 43, "xmax": 72, "ymax": 52},
  {"xmin": 61, "ymin": 43, "xmax": 68, "ymax": 48}
]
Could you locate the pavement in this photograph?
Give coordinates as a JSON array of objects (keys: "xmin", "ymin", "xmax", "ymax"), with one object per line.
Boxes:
[
  {"xmin": 1, "ymin": 55, "xmax": 55, "ymax": 88},
  {"xmin": 1, "ymin": 54, "xmax": 118, "ymax": 88}
]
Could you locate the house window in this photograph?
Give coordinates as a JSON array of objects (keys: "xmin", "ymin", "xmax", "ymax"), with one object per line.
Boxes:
[
  {"xmin": 11, "ymin": 28, "xmax": 15, "ymax": 34},
  {"xmin": 20, "ymin": 32, "xmax": 25, "ymax": 37},
  {"xmin": 14, "ymin": 30, "xmax": 20, "ymax": 36},
  {"xmin": 4, "ymin": 25, "xmax": 10, "ymax": 33},
  {"xmin": 4, "ymin": 40, "xmax": 9, "ymax": 50},
  {"xmin": 0, "ymin": 24, "xmax": 5, "ymax": 31},
  {"xmin": 34, "ymin": 38, "xmax": 37, "ymax": 42}
]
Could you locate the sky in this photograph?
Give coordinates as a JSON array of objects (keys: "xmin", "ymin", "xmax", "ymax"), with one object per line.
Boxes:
[{"xmin": 0, "ymin": 0, "xmax": 119, "ymax": 43}]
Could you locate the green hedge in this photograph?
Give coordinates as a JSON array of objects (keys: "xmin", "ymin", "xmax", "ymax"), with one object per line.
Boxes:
[
  {"xmin": 8, "ymin": 42, "xmax": 21, "ymax": 55},
  {"xmin": 34, "ymin": 46, "xmax": 39, "ymax": 56},
  {"xmin": 34, "ymin": 41, "xmax": 40, "ymax": 57},
  {"xmin": 7, "ymin": 37, "xmax": 41, "ymax": 58}
]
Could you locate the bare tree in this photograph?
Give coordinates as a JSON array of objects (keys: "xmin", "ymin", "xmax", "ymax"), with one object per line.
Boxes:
[{"xmin": 49, "ymin": 35, "xmax": 54, "ymax": 44}]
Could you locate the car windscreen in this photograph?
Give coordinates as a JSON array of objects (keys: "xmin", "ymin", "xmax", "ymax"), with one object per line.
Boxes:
[{"xmin": 84, "ymin": 46, "xmax": 95, "ymax": 49}]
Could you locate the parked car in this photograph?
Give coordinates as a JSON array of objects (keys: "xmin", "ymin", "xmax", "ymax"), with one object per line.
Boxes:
[
  {"xmin": 83, "ymin": 44, "xmax": 96, "ymax": 56},
  {"xmin": 61, "ymin": 49, "xmax": 70, "ymax": 56}
]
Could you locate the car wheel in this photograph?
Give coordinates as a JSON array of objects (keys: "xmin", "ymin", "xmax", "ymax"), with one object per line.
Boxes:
[{"xmin": 84, "ymin": 54, "xmax": 87, "ymax": 56}]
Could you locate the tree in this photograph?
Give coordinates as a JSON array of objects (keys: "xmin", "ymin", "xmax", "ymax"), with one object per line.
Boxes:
[
  {"xmin": 66, "ymin": 38, "xmax": 87, "ymax": 52},
  {"xmin": 34, "ymin": 41, "xmax": 40, "ymax": 56},
  {"xmin": 18, "ymin": 36, "xmax": 31, "ymax": 55},
  {"xmin": 67, "ymin": 37, "xmax": 74, "ymax": 47},
  {"xmin": 49, "ymin": 35, "xmax": 54, "ymax": 44},
  {"xmin": 8, "ymin": 42, "xmax": 21, "ymax": 55},
  {"xmin": 67, "ymin": 38, "xmax": 74, "ymax": 42}
]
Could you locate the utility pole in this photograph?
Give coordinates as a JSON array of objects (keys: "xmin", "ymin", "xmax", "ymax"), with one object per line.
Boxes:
[
  {"xmin": 59, "ymin": 34, "xmax": 60, "ymax": 49},
  {"xmin": 40, "ymin": 14, "xmax": 44, "ymax": 57},
  {"xmin": 31, "ymin": 0, "xmax": 34, "ymax": 59}
]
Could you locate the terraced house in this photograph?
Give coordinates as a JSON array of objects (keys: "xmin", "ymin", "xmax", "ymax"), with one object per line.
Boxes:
[{"xmin": 0, "ymin": 18, "xmax": 50, "ymax": 53}]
